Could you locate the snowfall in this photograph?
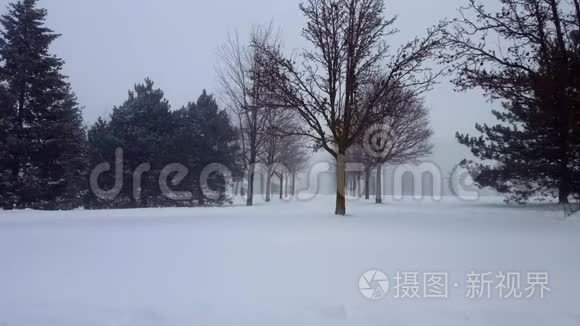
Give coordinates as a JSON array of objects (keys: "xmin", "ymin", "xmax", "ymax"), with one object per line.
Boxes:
[{"xmin": 0, "ymin": 195, "xmax": 579, "ymax": 326}]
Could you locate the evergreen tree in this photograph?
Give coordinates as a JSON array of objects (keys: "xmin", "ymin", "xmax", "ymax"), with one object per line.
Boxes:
[
  {"xmin": 88, "ymin": 87, "xmax": 241, "ymax": 208},
  {"xmin": 445, "ymin": 0, "xmax": 580, "ymax": 203},
  {"xmin": 0, "ymin": 84, "xmax": 16, "ymax": 208},
  {"xmin": 101, "ymin": 79, "xmax": 174, "ymax": 208},
  {"xmin": 169, "ymin": 91, "xmax": 240, "ymax": 206},
  {"xmin": 457, "ymin": 93, "xmax": 580, "ymax": 203},
  {"xmin": 0, "ymin": 0, "xmax": 86, "ymax": 209},
  {"xmin": 87, "ymin": 117, "xmax": 116, "ymax": 209}
]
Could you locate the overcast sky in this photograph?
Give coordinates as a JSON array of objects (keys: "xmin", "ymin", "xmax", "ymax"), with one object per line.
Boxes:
[{"xmin": 1, "ymin": 0, "xmax": 500, "ymax": 170}]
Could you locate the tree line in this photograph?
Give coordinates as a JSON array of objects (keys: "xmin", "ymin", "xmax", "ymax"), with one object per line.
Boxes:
[
  {"xmin": 0, "ymin": 0, "xmax": 579, "ymax": 214},
  {"xmin": 0, "ymin": 0, "xmax": 308, "ymax": 210}
]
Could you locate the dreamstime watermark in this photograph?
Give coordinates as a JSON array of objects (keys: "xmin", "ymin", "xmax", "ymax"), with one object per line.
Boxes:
[
  {"xmin": 358, "ymin": 270, "xmax": 551, "ymax": 301},
  {"xmin": 88, "ymin": 123, "xmax": 482, "ymax": 203},
  {"xmin": 88, "ymin": 149, "xmax": 479, "ymax": 203},
  {"xmin": 363, "ymin": 121, "xmax": 396, "ymax": 159}
]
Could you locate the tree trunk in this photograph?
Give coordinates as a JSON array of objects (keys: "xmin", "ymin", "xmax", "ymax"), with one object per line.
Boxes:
[
  {"xmin": 347, "ymin": 176, "xmax": 351, "ymax": 197},
  {"xmin": 279, "ymin": 174, "xmax": 284, "ymax": 199},
  {"xmin": 292, "ymin": 173, "xmax": 296, "ymax": 197},
  {"xmin": 265, "ymin": 170, "xmax": 272, "ymax": 202},
  {"xmin": 559, "ymin": 164, "xmax": 570, "ymax": 204},
  {"xmin": 246, "ymin": 163, "xmax": 255, "ymax": 206},
  {"xmin": 371, "ymin": 170, "xmax": 376, "ymax": 196},
  {"xmin": 261, "ymin": 172, "xmax": 265, "ymax": 195},
  {"xmin": 284, "ymin": 174, "xmax": 289, "ymax": 197},
  {"xmin": 357, "ymin": 174, "xmax": 361, "ymax": 197},
  {"xmin": 247, "ymin": 106, "xmax": 259, "ymax": 207},
  {"xmin": 348, "ymin": 177, "xmax": 354, "ymax": 197},
  {"xmin": 559, "ymin": 186, "xmax": 570, "ymax": 204},
  {"xmin": 335, "ymin": 152, "xmax": 346, "ymax": 215},
  {"xmin": 364, "ymin": 169, "xmax": 371, "ymax": 200},
  {"xmin": 548, "ymin": 0, "xmax": 572, "ymax": 205},
  {"xmin": 375, "ymin": 164, "xmax": 383, "ymax": 204}
]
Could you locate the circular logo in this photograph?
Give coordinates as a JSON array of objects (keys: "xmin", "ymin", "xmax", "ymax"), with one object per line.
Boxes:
[
  {"xmin": 363, "ymin": 123, "xmax": 395, "ymax": 159},
  {"xmin": 359, "ymin": 270, "xmax": 390, "ymax": 300}
]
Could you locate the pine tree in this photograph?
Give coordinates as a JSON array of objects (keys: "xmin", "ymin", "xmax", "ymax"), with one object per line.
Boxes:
[
  {"xmin": 445, "ymin": 0, "xmax": 580, "ymax": 203},
  {"xmin": 89, "ymin": 88, "xmax": 241, "ymax": 208},
  {"xmin": 169, "ymin": 91, "xmax": 240, "ymax": 206},
  {"xmin": 0, "ymin": 0, "xmax": 87, "ymax": 209},
  {"xmin": 87, "ymin": 117, "xmax": 116, "ymax": 209},
  {"xmin": 106, "ymin": 79, "xmax": 174, "ymax": 208},
  {"xmin": 457, "ymin": 96, "xmax": 580, "ymax": 203},
  {"xmin": 0, "ymin": 83, "xmax": 16, "ymax": 209}
]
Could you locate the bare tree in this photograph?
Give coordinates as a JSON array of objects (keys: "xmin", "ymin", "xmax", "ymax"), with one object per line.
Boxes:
[
  {"xmin": 361, "ymin": 89, "xmax": 433, "ymax": 204},
  {"xmin": 258, "ymin": 108, "xmax": 305, "ymax": 202},
  {"xmin": 284, "ymin": 137, "xmax": 309, "ymax": 198},
  {"xmin": 346, "ymin": 144, "xmax": 376, "ymax": 200},
  {"xmin": 275, "ymin": 136, "xmax": 310, "ymax": 201},
  {"xmin": 218, "ymin": 25, "xmax": 279, "ymax": 206},
  {"xmin": 345, "ymin": 144, "xmax": 366, "ymax": 198},
  {"xmin": 256, "ymin": 0, "xmax": 446, "ymax": 215}
]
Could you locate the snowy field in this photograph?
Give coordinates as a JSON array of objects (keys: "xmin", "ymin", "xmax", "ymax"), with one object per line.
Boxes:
[{"xmin": 0, "ymin": 196, "xmax": 579, "ymax": 326}]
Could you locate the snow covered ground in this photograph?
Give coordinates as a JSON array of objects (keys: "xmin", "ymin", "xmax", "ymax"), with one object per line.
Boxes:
[{"xmin": 0, "ymin": 196, "xmax": 579, "ymax": 326}]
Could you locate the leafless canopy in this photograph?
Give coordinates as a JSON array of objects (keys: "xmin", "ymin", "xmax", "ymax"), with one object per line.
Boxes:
[
  {"xmin": 442, "ymin": 0, "xmax": 580, "ymax": 103},
  {"xmin": 217, "ymin": 26, "xmax": 279, "ymax": 170},
  {"xmin": 366, "ymin": 91, "xmax": 433, "ymax": 166},
  {"xmin": 217, "ymin": 25, "xmax": 282, "ymax": 206},
  {"xmin": 249, "ymin": 0, "xmax": 446, "ymax": 214},
  {"xmin": 254, "ymin": 0, "xmax": 446, "ymax": 157}
]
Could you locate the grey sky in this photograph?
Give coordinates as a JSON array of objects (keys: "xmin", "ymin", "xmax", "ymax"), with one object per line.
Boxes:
[{"xmin": 1, "ymin": 0, "xmax": 499, "ymax": 170}]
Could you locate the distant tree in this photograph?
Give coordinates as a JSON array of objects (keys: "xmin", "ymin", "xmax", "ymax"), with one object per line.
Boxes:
[
  {"xmin": 282, "ymin": 134, "xmax": 309, "ymax": 198},
  {"xmin": 37, "ymin": 88, "xmax": 87, "ymax": 209},
  {"xmin": 87, "ymin": 117, "xmax": 117, "ymax": 209},
  {"xmin": 169, "ymin": 91, "xmax": 241, "ymax": 206},
  {"xmin": 346, "ymin": 145, "xmax": 374, "ymax": 199},
  {"xmin": 444, "ymin": 0, "xmax": 580, "ymax": 203},
  {"xmin": 218, "ymin": 25, "xmax": 278, "ymax": 207},
  {"xmin": 88, "ymin": 79, "xmax": 174, "ymax": 208},
  {"xmin": 361, "ymin": 88, "xmax": 433, "ymax": 204},
  {"xmin": 258, "ymin": 108, "xmax": 307, "ymax": 202},
  {"xmin": 88, "ymin": 86, "xmax": 240, "ymax": 208},
  {"xmin": 259, "ymin": 108, "xmax": 288, "ymax": 202},
  {"xmin": 256, "ymin": 0, "xmax": 446, "ymax": 215},
  {"xmin": 0, "ymin": 0, "xmax": 86, "ymax": 210}
]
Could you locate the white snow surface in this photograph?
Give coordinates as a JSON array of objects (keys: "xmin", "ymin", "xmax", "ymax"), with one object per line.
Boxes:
[{"xmin": 0, "ymin": 196, "xmax": 579, "ymax": 326}]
